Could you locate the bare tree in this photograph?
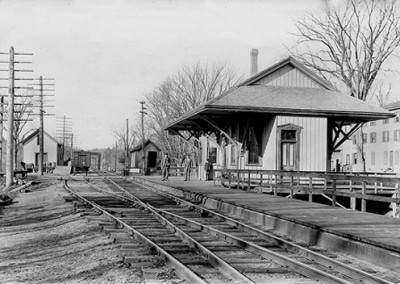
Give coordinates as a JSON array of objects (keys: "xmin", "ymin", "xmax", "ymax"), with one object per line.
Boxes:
[
  {"xmin": 2, "ymin": 96, "xmax": 33, "ymax": 169},
  {"xmin": 145, "ymin": 63, "xmax": 240, "ymax": 167},
  {"xmin": 294, "ymin": 0, "xmax": 400, "ymax": 171},
  {"xmin": 113, "ymin": 121, "xmax": 139, "ymax": 169},
  {"xmin": 294, "ymin": 0, "xmax": 400, "ymax": 100}
]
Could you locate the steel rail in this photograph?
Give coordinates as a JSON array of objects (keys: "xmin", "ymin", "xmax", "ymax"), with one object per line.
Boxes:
[
  {"xmin": 126, "ymin": 177, "xmax": 395, "ymax": 284},
  {"xmin": 63, "ymin": 180, "xmax": 207, "ymax": 284},
  {"xmin": 106, "ymin": 178, "xmax": 352, "ymax": 284},
  {"xmin": 103, "ymin": 178, "xmax": 254, "ymax": 284}
]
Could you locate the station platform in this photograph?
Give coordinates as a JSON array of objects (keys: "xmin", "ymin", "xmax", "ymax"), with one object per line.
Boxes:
[{"xmin": 133, "ymin": 175, "xmax": 400, "ymax": 269}]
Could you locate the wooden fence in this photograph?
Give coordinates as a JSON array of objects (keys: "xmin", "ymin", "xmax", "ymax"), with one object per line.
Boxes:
[{"xmin": 213, "ymin": 169, "xmax": 400, "ymax": 217}]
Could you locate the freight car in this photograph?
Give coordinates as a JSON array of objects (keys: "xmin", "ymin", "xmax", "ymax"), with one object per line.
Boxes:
[
  {"xmin": 90, "ymin": 152, "xmax": 101, "ymax": 171},
  {"xmin": 72, "ymin": 151, "xmax": 91, "ymax": 172}
]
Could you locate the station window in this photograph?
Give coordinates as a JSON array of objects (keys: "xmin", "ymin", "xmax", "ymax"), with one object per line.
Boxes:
[
  {"xmin": 396, "ymin": 112, "xmax": 400, "ymax": 123},
  {"xmin": 370, "ymin": 132, "xmax": 376, "ymax": 143},
  {"xmin": 362, "ymin": 133, "xmax": 367, "ymax": 144},
  {"xmin": 383, "ymin": 119, "xmax": 389, "ymax": 124},
  {"xmin": 247, "ymin": 127, "xmax": 260, "ymax": 164},
  {"xmin": 384, "ymin": 151, "xmax": 388, "ymax": 165},
  {"xmin": 346, "ymin": 154, "xmax": 350, "ymax": 165},
  {"xmin": 395, "ymin": 130, "xmax": 400, "ymax": 141},
  {"xmin": 230, "ymin": 145, "xmax": 237, "ymax": 165},
  {"xmin": 208, "ymin": 147, "xmax": 217, "ymax": 164},
  {"xmin": 352, "ymin": 153, "xmax": 358, "ymax": 165},
  {"xmin": 396, "ymin": 150, "xmax": 400, "ymax": 165},
  {"xmin": 370, "ymin": 121, "xmax": 376, "ymax": 126},
  {"xmin": 352, "ymin": 135, "xmax": 357, "ymax": 144},
  {"xmin": 383, "ymin": 131, "xmax": 390, "ymax": 142}
]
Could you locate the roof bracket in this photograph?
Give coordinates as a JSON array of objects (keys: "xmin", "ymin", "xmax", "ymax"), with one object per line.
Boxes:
[
  {"xmin": 198, "ymin": 114, "xmax": 238, "ymax": 146},
  {"xmin": 332, "ymin": 122, "xmax": 363, "ymax": 151}
]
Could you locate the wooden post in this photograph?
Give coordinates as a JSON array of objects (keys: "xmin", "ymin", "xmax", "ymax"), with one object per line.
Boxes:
[
  {"xmin": 394, "ymin": 183, "xmax": 399, "ymax": 218},
  {"xmin": 350, "ymin": 180, "xmax": 356, "ymax": 210},
  {"xmin": 374, "ymin": 173, "xmax": 378, "ymax": 194},
  {"xmin": 228, "ymin": 170, "xmax": 231, "ymax": 189},
  {"xmin": 269, "ymin": 175, "xmax": 273, "ymax": 192},
  {"xmin": 274, "ymin": 174, "xmax": 277, "ymax": 196},
  {"xmin": 289, "ymin": 175, "xmax": 294, "ymax": 198},
  {"xmin": 308, "ymin": 177, "xmax": 313, "ymax": 202},
  {"xmin": 361, "ymin": 181, "xmax": 367, "ymax": 212},
  {"xmin": 260, "ymin": 173, "xmax": 263, "ymax": 186},
  {"xmin": 6, "ymin": 46, "xmax": 14, "ymax": 188},
  {"xmin": 332, "ymin": 178, "xmax": 336, "ymax": 207},
  {"xmin": 237, "ymin": 170, "xmax": 240, "ymax": 189},
  {"xmin": 248, "ymin": 170, "xmax": 251, "ymax": 191}
]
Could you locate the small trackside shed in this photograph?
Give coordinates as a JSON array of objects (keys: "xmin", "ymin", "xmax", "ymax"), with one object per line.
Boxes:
[
  {"xmin": 164, "ymin": 57, "xmax": 394, "ymax": 177},
  {"xmin": 130, "ymin": 139, "xmax": 161, "ymax": 174}
]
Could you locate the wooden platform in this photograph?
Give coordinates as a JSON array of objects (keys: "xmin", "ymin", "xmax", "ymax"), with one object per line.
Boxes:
[{"xmin": 133, "ymin": 175, "xmax": 400, "ymax": 268}]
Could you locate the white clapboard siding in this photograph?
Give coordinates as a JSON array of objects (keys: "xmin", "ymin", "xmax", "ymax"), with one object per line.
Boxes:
[
  {"xmin": 255, "ymin": 65, "xmax": 323, "ymax": 88},
  {"xmin": 275, "ymin": 116, "xmax": 327, "ymax": 171}
]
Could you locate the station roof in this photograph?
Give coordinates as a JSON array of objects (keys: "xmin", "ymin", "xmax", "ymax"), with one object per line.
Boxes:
[
  {"xmin": 164, "ymin": 57, "xmax": 394, "ymax": 134},
  {"xmin": 130, "ymin": 139, "xmax": 161, "ymax": 153},
  {"xmin": 384, "ymin": 101, "xmax": 400, "ymax": 111},
  {"xmin": 21, "ymin": 129, "xmax": 60, "ymax": 146}
]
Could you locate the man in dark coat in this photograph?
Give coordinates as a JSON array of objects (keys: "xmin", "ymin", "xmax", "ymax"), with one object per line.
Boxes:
[{"xmin": 161, "ymin": 153, "xmax": 171, "ymax": 181}]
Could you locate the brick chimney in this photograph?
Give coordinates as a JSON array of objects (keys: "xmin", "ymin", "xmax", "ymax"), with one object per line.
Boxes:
[{"xmin": 250, "ymin": 48, "xmax": 258, "ymax": 76}]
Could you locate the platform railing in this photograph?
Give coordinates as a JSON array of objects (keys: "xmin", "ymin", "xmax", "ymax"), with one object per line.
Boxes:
[{"xmin": 213, "ymin": 169, "xmax": 400, "ymax": 217}]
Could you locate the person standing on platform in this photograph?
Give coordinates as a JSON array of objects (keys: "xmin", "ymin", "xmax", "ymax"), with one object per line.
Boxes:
[
  {"xmin": 204, "ymin": 159, "xmax": 213, "ymax": 180},
  {"xmin": 161, "ymin": 152, "xmax": 171, "ymax": 181},
  {"xmin": 184, "ymin": 154, "xmax": 193, "ymax": 181}
]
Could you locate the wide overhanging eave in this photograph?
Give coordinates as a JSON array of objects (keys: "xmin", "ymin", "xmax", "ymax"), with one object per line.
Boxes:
[{"xmin": 164, "ymin": 105, "xmax": 394, "ymax": 135}]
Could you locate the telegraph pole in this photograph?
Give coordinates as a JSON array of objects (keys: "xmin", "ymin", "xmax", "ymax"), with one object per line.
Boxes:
[
  {"xmin": 56, "ymin": 115, "xmax": 72, "ymax": 161},
  {"xmin": 39, "ymin": 76, "xmax": 43, "ymax": 175},
  {"xmin": 0, "ymin": 94, "xmax": 3, "ymax": 172},
  {"xmin": 6, "ymin": 47, "xmax": 15, "ymax": 187},
  {"xmin": 29, "ymin": 76, "xmax": 55, "ymax": 176},
  {"xmin": 140, "ymin": 101, "xmax": 146, "ymax": 175},
  {"xmin": 0, "ymin": 46, "xmax": 33, "ymax": 187},
  {"xmin": 70, "ymin": 133, "xmax": 74, "ymax": 159},
  {"xmin": 126, "ymin": 118, "xmax": 129, "ymax": 171},
  {"xmin": 114, "ymin": 140, "xmax": 117, "ymax": 171}
]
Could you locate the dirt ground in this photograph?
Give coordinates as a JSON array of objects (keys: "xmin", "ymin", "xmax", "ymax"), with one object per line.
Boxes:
[{"xmin": 0, "ymin": 177, "xmax": 142, "ymax": 284}]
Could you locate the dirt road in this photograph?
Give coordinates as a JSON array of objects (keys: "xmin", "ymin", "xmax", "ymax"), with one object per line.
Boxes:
[{"xmin": 0, "ymin": 178, "xmax": 141, "ymax": 284}]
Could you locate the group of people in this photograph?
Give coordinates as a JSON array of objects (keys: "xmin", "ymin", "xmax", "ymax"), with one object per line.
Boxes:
[
  {"xmin": 20, "ymin": 161, "xmax": 54, "ymax": 173},
  {"xmin": 160, "ymin": 152, "xmax": 213, "ymax": 181}
]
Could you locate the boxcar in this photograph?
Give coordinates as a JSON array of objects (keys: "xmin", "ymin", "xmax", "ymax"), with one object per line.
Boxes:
[
  {"xmin": 73, "ymin": 151, "xmax": 91, "ymax": 172},
  {"xmin": 90, "ymin": 152, "xmax": 101, "ymax": 171}
]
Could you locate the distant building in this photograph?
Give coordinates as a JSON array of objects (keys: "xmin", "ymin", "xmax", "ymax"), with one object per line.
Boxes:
[
  {"xmin": 130, "ymin": 139, "xmax": 161, "ymax": 174},
  {"xmin": 21, "ymin": 129, "xmax": 63, "ymax": 168},
  {"xmin": 165, "ymin": 57, "xmax": 393, "ymax": 179},
  {"xmin": 335, "ymin": 102, "xmax": 400, "ymax": 173}
]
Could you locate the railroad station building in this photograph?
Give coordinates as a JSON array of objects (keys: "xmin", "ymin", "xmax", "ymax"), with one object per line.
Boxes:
[
  {"xmin": 164, "ymin": 56, "xmax": 394, "ymax": 179},
  {"xmin": 21, "ymin": 129, "xmax": 63, "ymax": 169}
]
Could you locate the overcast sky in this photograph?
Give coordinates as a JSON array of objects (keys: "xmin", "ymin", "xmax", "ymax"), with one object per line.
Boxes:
[{"xmin": 0, "ymin": 0, "xmax": 399, "ymax": 149}]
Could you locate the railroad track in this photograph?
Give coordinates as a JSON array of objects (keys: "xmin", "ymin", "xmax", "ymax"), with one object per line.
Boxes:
[{"xmin": 64, "ymin": 176, "xmax": 397, "ymax": 284}]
